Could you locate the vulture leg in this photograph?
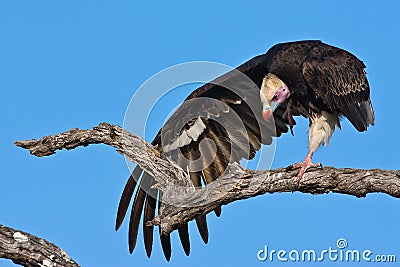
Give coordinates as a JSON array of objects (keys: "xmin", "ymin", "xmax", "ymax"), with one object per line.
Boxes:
[{"xmin": 287, "ymin": 111, "xmax": 338, "ymax": 183}]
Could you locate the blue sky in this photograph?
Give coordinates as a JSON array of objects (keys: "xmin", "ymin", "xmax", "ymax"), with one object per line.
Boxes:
[{"xmin": 1, "ymin": 0, "xmax": 399, "ymax": 266}]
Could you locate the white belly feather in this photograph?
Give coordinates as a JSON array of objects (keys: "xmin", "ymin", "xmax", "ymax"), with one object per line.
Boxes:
[{"xmin": 308, "ymin": 111, "xmax": 340, "ymax": 152}]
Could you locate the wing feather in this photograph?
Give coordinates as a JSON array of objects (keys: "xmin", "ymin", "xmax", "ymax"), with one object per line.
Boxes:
[
  {"xmin": 143, "ymin": 177, "xmax": 157, "ymax": 257},
  {"xmin": 128, "ymin": 173, "xmax": 150, "ymax": 253},
  {"xmin": 116, "ymin": 50, "xmax": 294, "ymax": 259},
  {"xmin": 115, "ymin": 166, "xmax": 141, "ymax": 231},
  {"xmin": 177, "ymin": 224, "xmax": 190, "ymax": 256},
  {"xmin": 302, "ymin": 46, "xmax": 374, "ymax": 131}
]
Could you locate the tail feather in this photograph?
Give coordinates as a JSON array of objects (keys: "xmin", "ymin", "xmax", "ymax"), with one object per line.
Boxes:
[{"xmin": 341, "ymin": 99, "xmax": 374, "ymax": 132}]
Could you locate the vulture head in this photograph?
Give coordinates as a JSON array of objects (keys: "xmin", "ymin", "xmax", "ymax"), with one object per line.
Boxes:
[{"xmin": 260, "ymin": 73, "xmax": 291, "ymax": 121}]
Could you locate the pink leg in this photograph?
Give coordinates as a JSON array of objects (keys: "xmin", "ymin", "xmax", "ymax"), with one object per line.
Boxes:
[{"xmin": 289, "ymin": 150, "xmax": 322, "ymax": 183}]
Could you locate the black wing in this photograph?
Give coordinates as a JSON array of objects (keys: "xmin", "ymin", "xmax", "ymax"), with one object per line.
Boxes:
[
  {"xmin": 302, "ymin": 44, "xmax": 375, "ymax": 131},
  {"xmin": 115, "ymin": 54, "xmax": 291, "ymax": 260}
]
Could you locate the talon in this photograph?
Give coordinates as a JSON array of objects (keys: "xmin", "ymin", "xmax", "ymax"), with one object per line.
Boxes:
[
  {"xmin": 286, "ymin": 162, "xmax": 301, "ymax": 171},
  {"xmin": 285, "ymin": 165, "xmax": 294, "ymax": 172},
  {"xmin": 290, "ymin": 151, "xmax": 322, "ymax": 183}
]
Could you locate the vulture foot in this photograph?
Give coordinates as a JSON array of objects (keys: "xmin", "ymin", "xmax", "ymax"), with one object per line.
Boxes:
[{"xmin": 286, "ymin": 153, "xmax": 322, "ymax": 183}]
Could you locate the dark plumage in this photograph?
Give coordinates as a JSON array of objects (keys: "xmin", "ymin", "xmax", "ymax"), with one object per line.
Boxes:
[{"xmin": 115, "ymin": 40, "xmax": 374, "ymax": 260}]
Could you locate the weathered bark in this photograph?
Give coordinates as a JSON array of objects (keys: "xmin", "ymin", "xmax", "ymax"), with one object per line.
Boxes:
[
  {"xmin": 14, "ymin": 123, "xmax": 193, "ymax": 199},
  {"xmin": 149, "ymin": 163, "xmax": 400, "ymax": 234},
  {"xmin": 14, "ymin": 122, "xmax": 400, "ymax": 236},
  {"xmin": 0, "ymin": 224, "xmax": 79, "ymax": 267}
]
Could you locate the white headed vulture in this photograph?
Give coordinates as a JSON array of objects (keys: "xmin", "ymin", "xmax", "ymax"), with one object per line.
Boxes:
[{"xmin": 115, "ymin": 40, "xmax": 375, "ymax": 260}]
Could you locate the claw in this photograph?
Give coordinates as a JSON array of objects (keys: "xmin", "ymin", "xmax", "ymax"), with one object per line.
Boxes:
[
  {"xmin": 294, "ymin": 161, "xmax": 322, "ymax": 183},
  {"xmin": 286, "ymin": 151, "xmax": 322, "ymax": 184}
]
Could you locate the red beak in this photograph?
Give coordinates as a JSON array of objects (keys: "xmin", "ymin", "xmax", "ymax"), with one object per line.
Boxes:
[{"xmin": 262, "ymin": 109, "xmax": 273, "ymax": 122}]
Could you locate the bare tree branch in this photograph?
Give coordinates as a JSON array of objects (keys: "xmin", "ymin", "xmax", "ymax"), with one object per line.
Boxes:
[
  {"xmin": 0, "ymin": 224, "xmax": 79, "ymax": 267},
  {"xmin": 14, "ymin": 123, "xmax": 193, "ymax": 198},
  {"xmin": 149, "ymin": 163, "xmax": 400, "ymax": 234},
  {"xmin": 14, "ymin": 123, "xmax": 400, "ymax": 236}
]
